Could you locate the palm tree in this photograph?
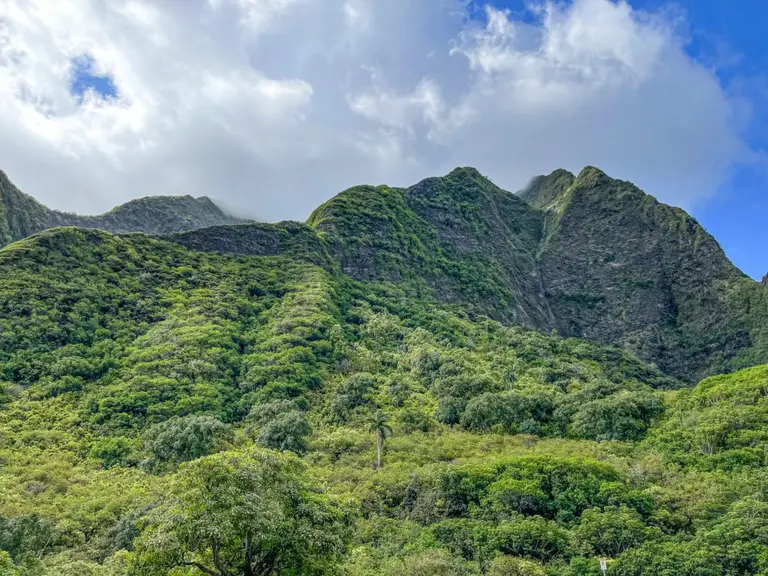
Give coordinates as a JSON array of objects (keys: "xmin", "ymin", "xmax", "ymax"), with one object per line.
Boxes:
[{"xmin": 367, "ymin": 410, "xmax": 393, "ymax": 471}]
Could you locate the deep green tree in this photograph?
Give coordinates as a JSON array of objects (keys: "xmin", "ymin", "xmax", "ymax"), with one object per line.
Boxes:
[
  {"xmin": 140, "ymin": 414, "xmax": 232, "ymax": 473},
  {"xmin": 257, "ymin": 410, "xmax": 312, "ymax": 455}
]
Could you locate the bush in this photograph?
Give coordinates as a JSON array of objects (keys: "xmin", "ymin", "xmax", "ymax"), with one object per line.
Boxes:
[
  {"xmin": 257, "ymin": 410, "xmax": 312, "ymax": 454},
  {"xmin": 90, "ymin": 436, "xmax": 134, "ymax": 468},
  {"xmin": 140, "ymin": 414, "xmax": 232, "ymax": 472},
  {"xmin": 569, "ymin": 390, "xmax": 663, "ymax": 441},
  {"xmin": 487, "ymin": 555, "xmax": 546, "ymax": 576}
]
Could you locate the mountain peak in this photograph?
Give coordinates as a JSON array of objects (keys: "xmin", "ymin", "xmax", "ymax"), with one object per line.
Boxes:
[
  {"xmin": 762, "ymin": 273, "xmax": 768, "ymax": 285},
  {"xmin": 520, "ymin": 166, "xmax": 614, "ymax": 211},
  {"xmin": 573, "ymin": 165, "xmax": 612, "ymax": 189},
  {"xmin": 446, "ymin": 166, "xmax": 484, "ymax": 180},
  {"xmin": 519, "ymin": 168, "xmax": 575, "ymax": 210}
]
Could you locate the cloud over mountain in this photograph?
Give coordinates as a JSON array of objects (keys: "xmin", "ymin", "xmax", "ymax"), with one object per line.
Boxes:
[{"xmin": 0, "ymin": 0, "xmax": 755, "ymax": 219}]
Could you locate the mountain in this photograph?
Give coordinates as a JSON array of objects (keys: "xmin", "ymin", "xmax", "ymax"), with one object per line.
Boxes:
[
  {"xmin": 1, "ymin": 166, "xmax": 768, "ymax": 574},
  {"xmin": 307, "ymin": 166, "xmax": 768, "ymax": 381},
  {"xmin": 307, "ymin": 167, "xmax": 553, "ymax": 329},
  {"xmin": 0, "ymin": 219, "xmax": 765, "ymax": 575},
  {"xmin": 2, "ymin": 166, "xmax": 766, "ymax": 382},
  {"xmin": 0, "ymin": 169, "xmax": 247, "ymax": 247},
  {"xmin": 527, "ymin": 166, "xmax": 768, "ymax": 381}
]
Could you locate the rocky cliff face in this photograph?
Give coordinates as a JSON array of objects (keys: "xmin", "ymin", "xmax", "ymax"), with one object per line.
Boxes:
[
  {"xmin": 532, "ymin": 167, "xmax": 757, "ymax": 380},
  {"xmin": 0, "ymin": 170, "xmax": 246, "ymax": 247}
]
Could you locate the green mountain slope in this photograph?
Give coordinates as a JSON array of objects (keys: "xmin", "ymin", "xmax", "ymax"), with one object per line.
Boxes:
[
  {"xmin": 3, "ymin": 166, "xmax": 767, "ymax": 382},
  {"xmin": 308, "ymin": 167, "xmax": 553, "ymax": 329},
  {"xmin": 308, "ymin": 166, "xmax": 768, "ymax": 381},
  {"xmin": 0, "ymin": 169, "xmax": 246, "ymax": 247},
  {"xmin": 0, "ymin": 226, "xmax": 766, "ymax": 575}
]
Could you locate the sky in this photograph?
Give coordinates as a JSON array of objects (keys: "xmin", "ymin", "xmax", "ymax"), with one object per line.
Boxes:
[{"xmin": 0, "ymin": 0, "xmax": 765, "ymax": 279}]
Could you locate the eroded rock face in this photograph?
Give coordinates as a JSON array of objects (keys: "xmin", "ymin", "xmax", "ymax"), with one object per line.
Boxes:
[{"xmin": 534, "ymin": 167, "xmax": 754, "ymax": 381}]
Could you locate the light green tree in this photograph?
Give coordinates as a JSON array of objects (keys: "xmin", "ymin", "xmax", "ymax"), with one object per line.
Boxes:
[{"xmin": 128, "ymin": 449, "xmax": 350, "ymax": 576}]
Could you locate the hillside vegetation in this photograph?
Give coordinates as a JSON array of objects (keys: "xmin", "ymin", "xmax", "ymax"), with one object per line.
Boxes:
[{"xmin": 0, "ymin": 167, "xmax": 766, "ymax": 575}]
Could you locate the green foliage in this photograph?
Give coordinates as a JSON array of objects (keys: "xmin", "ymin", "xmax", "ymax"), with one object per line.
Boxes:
[
  {"xmin": 0, "ymin": 206, "xmax": 766, "ymax": 574},
  {"xmin": 128, "ymin": 449, "xmax": 351, "ymax": 576},
  {"xmin": 487, "ymin": 555, "xmax": 546, "ymax": 576},
  {"xmin": 575, "ymin": 506, "xmax": 650, "ymax": 557},
  {"xmin": 0, "ymin": 514, "xmax": 57, "ymax": 564},
  {"xmin": 566, "ymin": 388, "xmax": 664, "ymax": 441},
  {"xmin": 330, "ymin": 373, "xmax": 378, "ymax": 423},
  {"xmin": 647, "ymin": 364, "xmax": 768, "ymax": 469},
  {"xmin": 257, "ymin": 410, "xmax": 312, "ymax": 454},
  {"xmin": 387, "ymin": 548, "xmax": 479, "ymax": 576},
  {"xmin": 90, "ymin": 437, "xmax": 135, "ymax": 469},
  {"xmin": 367, "ymin": 410, "xmax": 393, "ymax": 471},
  {"xmin": 140, "ymin": 415, "xmax": 232, "ymax": 472},
  {"xmin": 0, "ymin": 552, "xmax": 18, "ymax": 576}
]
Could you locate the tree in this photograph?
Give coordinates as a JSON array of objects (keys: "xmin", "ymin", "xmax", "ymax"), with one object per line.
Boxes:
[
  {"xmin": 487, "ymin": 555, "xmax": 546, "ymax": 576},
  {"xmin": 367, "ymin": 410, "xmax": 393, "ymax": 471},
  {"xmin": 128, "ymin": 449, "xmax": 351, "ymax": 576},
  {"xmin": 140, "ymin": 414, "xmax": 232, "ymax": 473},
  {"xmin": 257, "ymin": 410, "xmax": 312, "ymax": 454},
  {"xmin": 569, "ymin": 390, "xmax": 663, "ymax": 442},
  {"xmin": 90, "ymin": 436, "xmax": 135, "ymax": 468},
  {"xmin": 576, "ymin": 506, "xmax": 648, "ymax": 557},
  {"xmin": 0, "ymin": 514, "xmax": 57, "ymax": 565},
  {"xmin": 0, "ymin": 552, "xmax": 18, "ymax": 576}
]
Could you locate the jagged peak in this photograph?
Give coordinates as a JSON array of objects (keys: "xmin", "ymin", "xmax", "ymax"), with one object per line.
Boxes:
[
  {"xmin": 762, "ymin": 273, "xmax": 768, "ymax": 286},
  {"xmin": 519, "ymin": 168, "xmax": 575, "ymax": 209},
  {"xmin": 572, "ymin": 166, "xmax": 612, "ymax": 189}
]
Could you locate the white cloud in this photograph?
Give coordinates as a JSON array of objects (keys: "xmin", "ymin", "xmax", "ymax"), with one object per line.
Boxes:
[{"xmin": 0, "ymin": 0, "xmax": 758, "ymax": 219}]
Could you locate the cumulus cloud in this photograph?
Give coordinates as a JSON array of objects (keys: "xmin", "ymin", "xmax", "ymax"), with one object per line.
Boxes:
[{"xmin": 0, "ymin": 0, "xmax": 757, "ymax": 219}]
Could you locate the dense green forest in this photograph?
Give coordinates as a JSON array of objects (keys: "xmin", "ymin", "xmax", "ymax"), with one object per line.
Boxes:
[{"xmin": 0, "ymin": 167, "xmax": 767, "ymax": 575}]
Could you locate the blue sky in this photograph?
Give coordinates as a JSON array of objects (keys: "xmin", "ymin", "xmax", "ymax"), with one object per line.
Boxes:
[
  {"xmin": 667, "ymin": 0, "xmax": 768, "ymax": 281},
  {"xmin": 627, "ymin": 0, "xmax": 768, "ymax": 280},
  {"xmin": 70, "ymin": 55, "xmax": 118, "ymax": 102},
  {"xmin": 487, "ymin": 0, "xmax": 768, "ymax": 279}
]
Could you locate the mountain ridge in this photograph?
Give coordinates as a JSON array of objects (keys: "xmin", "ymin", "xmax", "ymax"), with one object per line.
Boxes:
[
  {"xmin": 1, "ymin": 165, "xmax": 766, "ymax": 382},
  {"xmin": 304, "ymin": 165, "xmax": 767, "ymax": 381},
  {"xmin": 0, "ymin": 169, "xmax": 248, "ymax": 247}
]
